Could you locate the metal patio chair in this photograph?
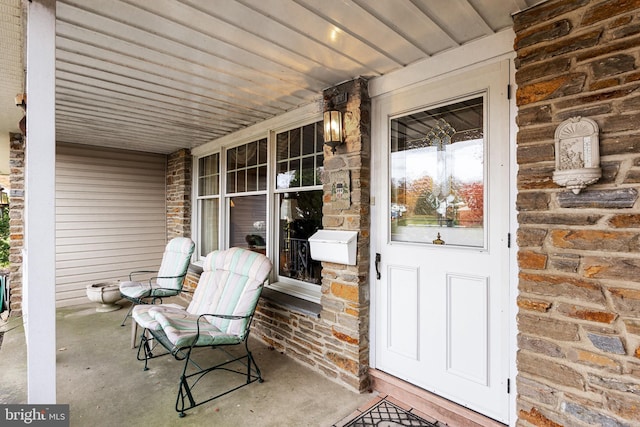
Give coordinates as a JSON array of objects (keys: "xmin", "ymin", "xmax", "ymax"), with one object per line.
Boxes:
[
  {"xmin": 132, "ymin": 247, "xmax": 272, "ymax": 417},
  {"xmin": 119, "ymin": 237, "xmax": 195, "ymax": 326}
]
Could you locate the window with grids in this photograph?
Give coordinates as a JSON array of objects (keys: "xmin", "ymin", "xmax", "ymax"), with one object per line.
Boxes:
[
  {"xmin": 227, "ymin": 138, "xmax": 268, "ymax": 252},
  {"xmin": 226, "ymin": 138, "xmax": 268, "ymax": 193},
  {"xmin": 197, "ymin": 153, "xmax": 220, "ymax": 258},
  {"xmin": 276, "ymin": 121, "xmax": 324, "ymax": 286}
]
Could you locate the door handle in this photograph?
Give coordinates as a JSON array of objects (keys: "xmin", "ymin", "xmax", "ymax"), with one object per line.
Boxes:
[
  {"xmin": 432, "ymin": 233, "xmax": 445, "ymax": 245},
  {"xmin": 375, "ymin": 253, "xmax": 381, "ymax": 280}
]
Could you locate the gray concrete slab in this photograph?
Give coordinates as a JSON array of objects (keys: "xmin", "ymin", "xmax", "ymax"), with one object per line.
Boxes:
[{"xmin": 0, "ymin": 302, "xmax": 374, "ymax": 427}]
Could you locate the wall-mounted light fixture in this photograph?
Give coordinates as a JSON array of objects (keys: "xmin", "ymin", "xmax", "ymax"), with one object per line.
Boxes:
[
  {"xmin": 15, "ymin": 93, "xmax": 26, "ymax": 136},
  {"xmin": 323, "ymin": 110, "xmax": 343, "ymax": 153},
  {"xmin": 323, "ymin": 92, "xmax": 347, "ymax": 153},
  {"xmin": 0, "ymin": 188, "xmax": 9, "ymax": 209}
]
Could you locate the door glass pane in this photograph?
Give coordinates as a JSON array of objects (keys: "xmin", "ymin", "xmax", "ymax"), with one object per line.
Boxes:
[{"xmin": 390, "ymin": 96, "xmax": 485, "ymax": 248}]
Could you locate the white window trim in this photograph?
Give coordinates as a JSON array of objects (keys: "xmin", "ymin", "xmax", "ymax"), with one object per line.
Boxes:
[
  {"xmin": 268, "ymin": 280, "xmax": 321, "ymax": 305},
  {"xmin": 269, "ymin": 119, "xmax": 324, "ymax": 303},
  {"xmin": 191, "ymin": 102, "xmax": 323, "ymax": 303},
  {"xmin": 193, "ymin": 151, "xmax": 221, "ymax": 262}
]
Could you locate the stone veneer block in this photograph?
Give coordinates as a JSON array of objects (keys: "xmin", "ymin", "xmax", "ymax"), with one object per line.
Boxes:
[
  {"xmin": 561, "ymin": 402, "xmax": 627, "ymax": 427},
  {"xmin": 557, "ymin": 188, "xmax": 638, "ymax": 208},
  {"xmin": 587, "ymin": 332, "xmax": 625, "ymax": 354}
]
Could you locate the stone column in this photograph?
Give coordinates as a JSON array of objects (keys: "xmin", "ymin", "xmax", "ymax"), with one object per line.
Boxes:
[
  {"xmin": 8, "ymin": 133, "xmax": 24, "ymax": 316},
  {"xmin": 321, "ymin": 77, "xmax": 371, "ymax": 391},
  {"xmin": 167, "ymin": 148, "xmax": 191, "ymax": 240}
]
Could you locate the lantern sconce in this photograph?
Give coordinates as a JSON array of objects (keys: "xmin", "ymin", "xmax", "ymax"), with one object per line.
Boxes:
[
  {"xmin": 15, "ymin": 93, "xmax": 26, "ymax": 136},
  {"xmin": 0, "ymin": 188, "xmax": 8, "ymax": 209},
  {"xmin": 323, "ymin": 92, "xmax": 347, "ymax": 153}
]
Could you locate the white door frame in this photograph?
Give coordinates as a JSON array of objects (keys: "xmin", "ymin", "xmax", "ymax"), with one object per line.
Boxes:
[{"xmin": 368, "ymin": 32, "xmax": 519, "ymax": 426}]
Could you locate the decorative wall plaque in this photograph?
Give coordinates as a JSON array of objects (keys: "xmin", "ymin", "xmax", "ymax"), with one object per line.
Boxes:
[
  {"xmin": 552, "ymin": 116, "xmax": 601, "ymax": 194},
  {"xmin": 330, "ymin": 170, "xmax": 351, "ymax": 209}
]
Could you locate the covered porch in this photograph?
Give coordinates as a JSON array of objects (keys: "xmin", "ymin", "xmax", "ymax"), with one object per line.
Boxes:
[
  {"xmin": 0, "ymin": 301, "xmax": 374, "ymax": 426},
  {"xmin": 4, "ymin": 1, "xmax": 640, "ymax": 426},
  {"xmin": 1, "ymin": 300, "xmax": 494, "ymax": 426}
]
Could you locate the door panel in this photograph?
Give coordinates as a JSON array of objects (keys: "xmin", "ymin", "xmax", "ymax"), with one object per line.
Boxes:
[
  {"xmin": 446, "ymin": 273, "xmax": 488, "ymax": 384},
  {"xmin": 387, "ymin": 265, "xmax": 419, "ymax": 359},
  {"xmin": 374, "ymin": 61, "xmax": 510, "ymax": 423}
]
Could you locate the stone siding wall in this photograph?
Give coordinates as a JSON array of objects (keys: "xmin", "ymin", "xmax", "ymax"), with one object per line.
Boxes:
[
  {"xmin": 7, "ymin": 133, "xmax": 24, "ymax": 316},
  {"xmin": 167, "ymin": 148, "xmax": 191, "ymax": 240},
  {"xmin": 514, "ymin": 1, "xmax": 640, "ymax": 425},
  {"xmin": 252, "ymin": 78, "xmax": 372, "ymax": 392}
]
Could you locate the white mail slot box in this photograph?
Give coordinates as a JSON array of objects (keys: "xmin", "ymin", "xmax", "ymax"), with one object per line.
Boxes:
[{"xmin": 308, "ymin": 230, "xmax": 358, "ymax": 265}]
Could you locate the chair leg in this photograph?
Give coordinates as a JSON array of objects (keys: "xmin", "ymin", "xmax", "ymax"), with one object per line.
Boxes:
[
  {"xmin": 120, "ymin": 303, "xmax": 134, "ymax": 326},
  {"xmin": 176, "ymin": 348, "xmax": 196, "ymax": 418},
  {"xmin": 137, "ymin": 329, "xmax": 153, "ymax": 371},
  {"xmin": 173, "ymin": 340, "xmax": 263, "ymax": 417},
  {"xmin": 130, "ymin": 321, "xmax": 138, "ymax": 349},
  {"xmin": 245, "ymin": 339, "xmax": 263, "ymax": 383}
]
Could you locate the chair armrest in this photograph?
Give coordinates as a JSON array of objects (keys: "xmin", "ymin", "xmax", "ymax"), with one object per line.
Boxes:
[
  {"xmin": 146, "ymin": 274, "xmax": 187, "ymax": 290},
  {"xmin": 130, "ymin": 272, "xmax": 187, "ymax": 288},
  {"xmin": 148, "ymin": 285, "xmax": 193, "ymax": 303},
  {"xmin": 192, "ymin": 313, "xmax": 251, "ymax": 344},
  {"xmin": 198, "ymin": 313, "xmax": 248, "ymax": 321},
  {"xmin": 129, "ymin": 270, "xmax": 157, "ymax": 280}
]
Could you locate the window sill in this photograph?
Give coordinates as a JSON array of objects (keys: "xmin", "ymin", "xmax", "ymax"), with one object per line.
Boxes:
[
  {"xmin": 188, "ymin": 263, "xmax": 203, "ymax": 275},
  {"xmin": 190, "ymin": 263, "xmax": 321, "ymax": 318},
  {"xmin": 260, "ymin": 288, "xmax": 321, "ymax": 319}
]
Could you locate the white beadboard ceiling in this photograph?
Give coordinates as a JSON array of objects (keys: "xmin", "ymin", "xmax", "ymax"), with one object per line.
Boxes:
[{"xmin": 1, "ymin": 0, "xmax": 544, "ymax": 154}]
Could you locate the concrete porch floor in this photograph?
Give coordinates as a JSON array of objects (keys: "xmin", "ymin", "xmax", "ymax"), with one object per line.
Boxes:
[{"xmin": 0, "ymin": 301, "xmax": 374, "ymax": 427}]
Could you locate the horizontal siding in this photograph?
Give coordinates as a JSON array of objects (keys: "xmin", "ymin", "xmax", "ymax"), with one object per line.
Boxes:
[{"xmin": 56, "ymin": 143, "xmax": 167, "ymax": 307}]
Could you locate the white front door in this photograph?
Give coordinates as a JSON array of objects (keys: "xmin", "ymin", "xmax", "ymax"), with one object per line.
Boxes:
[{"xmin": 373, "ymin": 61, "xmax": 511, "ymax": 423}]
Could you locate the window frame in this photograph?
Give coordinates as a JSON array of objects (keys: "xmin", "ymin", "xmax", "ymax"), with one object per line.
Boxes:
[
  {"xmin": 270, "ymin": 120, "xmax": 324, "ymax": 303},
  {"xmin": 191, "ymin": 106, "xmax": 323, "ymax": 303},
  {"xmin": 194, "ymin": 151, "xmax": 221, "ymax": 260}
]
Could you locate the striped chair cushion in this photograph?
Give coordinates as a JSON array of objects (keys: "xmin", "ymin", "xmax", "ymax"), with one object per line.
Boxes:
[
  {"xmin": 119, "ymin": 281, "xmax": 176, "ymax": 299},
  {"xmin": 133, "ymin": 248, "xmax": 271, "ymax": 349},
  {"xmin": 120, "ymin": 237, "xmax": 194, "ymax": 299},
  {"xmin": 186, "ymin": 247, "xmax": 272, "ymax": 337},
  {"xmin": 133, "ymin": 303, "xmax": 185, "ymax": 331},
  {"xmin": 156, "ymin": 237, "xmax": 195, "ymax": 291},
  {"xmin": 152, "ymin": 310, "xmax": 241, "ymax": 347}
]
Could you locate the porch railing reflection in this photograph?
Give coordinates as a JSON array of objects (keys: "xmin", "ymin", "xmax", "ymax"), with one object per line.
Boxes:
[{"xmin": 283, "ymin": 237, "xmax": 317, "ymax": 283}]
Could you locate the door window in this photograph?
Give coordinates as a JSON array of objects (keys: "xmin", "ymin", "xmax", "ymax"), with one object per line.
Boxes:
[{"xmin": 390, "ymin": 96, "xmax": 485, "ymax": 248}]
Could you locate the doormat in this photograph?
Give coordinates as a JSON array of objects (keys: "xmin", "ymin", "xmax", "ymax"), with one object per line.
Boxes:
[{"xmin": 338, "ymin": 398, "xmax": 439, "ymax": 427}]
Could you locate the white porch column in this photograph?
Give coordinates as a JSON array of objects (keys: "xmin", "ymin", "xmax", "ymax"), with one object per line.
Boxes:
[{"xmin": 24, "ymin": 0, "xmax": 56, "ymax": 403}]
